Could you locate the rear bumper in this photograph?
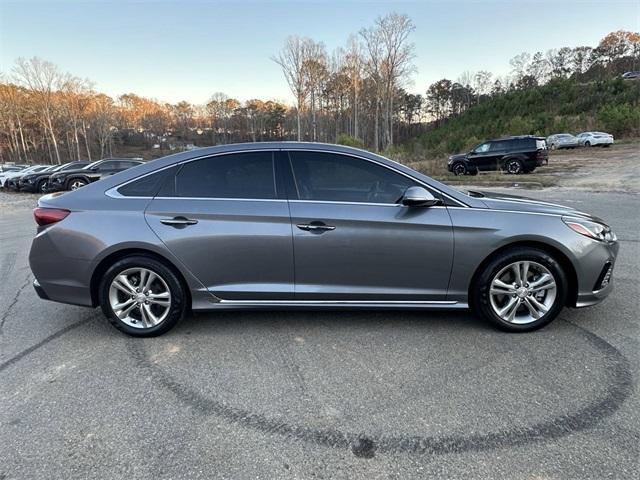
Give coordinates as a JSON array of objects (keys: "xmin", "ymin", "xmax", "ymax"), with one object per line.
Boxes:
[{"xmin": 29, "ymin": 229, "xmax": 94, "ymax": 308}]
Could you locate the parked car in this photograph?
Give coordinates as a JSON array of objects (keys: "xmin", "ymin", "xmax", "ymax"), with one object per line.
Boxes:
[
  {"xmin": 45, "ymin": 158, "xmax": 144, "ymax": 192},
  {"xmin": 621, "ymin": 71, "xmax": 640, "ymax": 79},
  {"xmin": 0, "ymin": 165, "xmax": 23, "ymax": 174},
  {"xmin": 576, "ymin": 132, "xmax": 614, "ymax": 147},
  {"xmin": 1, "ymin": 165, "xmax": 48, "ymax": 189},
  {"xmin": 19, "ymin": 161, "xmax": 90, "ymax": 193},
  {"xmin": 448, "ymin": 136, "xmax": 548, "ymax": 175},
  {"xmin": 546, "ymin": 133, "xmax": 579, "ymax": 150},
  {"xmin": 29, "ymin": 142, "xmax": 618, "ymax": 337}
]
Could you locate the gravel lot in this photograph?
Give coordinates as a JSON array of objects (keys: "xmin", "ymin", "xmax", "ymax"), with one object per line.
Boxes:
[{"xmin": 0, "ymin": 184, "xmax": 638, "ymax": 478}]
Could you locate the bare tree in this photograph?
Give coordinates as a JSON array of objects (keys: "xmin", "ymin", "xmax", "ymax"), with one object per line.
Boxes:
[
  {"xmin": 273, "ymin": 36, "xmax": 314, "ymax": 141},
  {"xmin": 509, "ymin": 52, "xmax": 531, "ymax": 84},
  {"xmin": 13, "ymin": 57, "xmax": 65, "ymax": 164},
  {"xmin": 376, "ymin": 13, "xmax": 416, "ymax": 147},
  {"xmin": 473, "ymin": 71, "xmax": 493, "ymax": 99},
  {"xmin": 344, "ymin": 35, "xmax": 363, "ymax": 140},
  {"xmin": 302, "ymin": 41, "xmax": 328, "ymax": 141}
]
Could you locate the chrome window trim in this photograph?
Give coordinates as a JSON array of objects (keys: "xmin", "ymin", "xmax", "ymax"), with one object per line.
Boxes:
[
  {"xmin": 105, "ymin": 147, "xmax": 469, "ymax": 208},
  {"xmin": 289, "ymin": 199, "xmax": 448, "ymax": 209},
  {"xmin": 154, "ymin": 197, "xmax": 288, "ymax": 203}
]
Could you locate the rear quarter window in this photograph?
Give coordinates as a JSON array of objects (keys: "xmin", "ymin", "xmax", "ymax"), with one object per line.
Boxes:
[{"xmin": 117, "ymin": 166, "xmax": 178, "ymax": 197}]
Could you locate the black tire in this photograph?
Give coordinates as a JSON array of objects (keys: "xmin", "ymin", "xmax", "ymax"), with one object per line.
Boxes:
[
  {"xmin": 471, "ymin": 247, "xmax": 567, "ymax": 332},
  {"xmin": 504, "ymin": 158, "xmax": 523, "ymax": 174},
  {"xmin": 67, "ymin": 178, "xmax": 87, "ymax": 190},
  {"xmin": 584, "ymin": 141, "xmax": 591, "ymax": 147},
  {"xmin": 452, "ymin": 162, "xmax": 467, "ymax": 176},
  {"xmin": 99, "ymin": 255, "xmax": 187, "ymax": 337},
  {"xmin": 36, "ymin": 179, "xmax": 47, "ymax": 193}
]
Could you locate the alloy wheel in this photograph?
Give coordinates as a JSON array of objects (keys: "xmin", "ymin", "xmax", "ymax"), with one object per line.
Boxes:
[
  {"xmin": 453, "ymin": 163, "xmax": 466, "ymax": 176},
  {"xmin": 108, "ymin": 267, "xmax": 172, "ymax": 329},
  {"xmin": 489, "ymin": 261, "xmax": 557, "ymax": 325},
  {"xmin": 70, "ymin": 180, "xmax": 86, "ymax": 190},
  {"xmin": 506, "ymin": 160, "xmax": 522, "ymax": 174}
]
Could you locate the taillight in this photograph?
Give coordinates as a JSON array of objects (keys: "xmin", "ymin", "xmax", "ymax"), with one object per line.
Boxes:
[{"xmin": 33, "ymin": 207, "xmax": 70, "ymax": 226}]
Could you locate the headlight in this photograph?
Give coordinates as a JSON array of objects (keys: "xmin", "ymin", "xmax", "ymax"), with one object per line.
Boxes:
[{"xmin": 563, "ymin": 216, "xmax": 616, "ymax": 242}]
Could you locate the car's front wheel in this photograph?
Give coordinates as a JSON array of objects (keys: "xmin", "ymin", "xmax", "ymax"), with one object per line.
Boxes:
[
  {"xmin": 472, "ymin": 247, "xmax": 567, "ymax": 332},
  {"xmin": 68, "ymin": 178, "xmax": 87, "ymax": 190},
  {"xmin": 99, "ymin": 255, "xmax": 187, "ymax": 337},
  {"xmin": 452, "ymin": 162, "xmax": 467, "ymax": 176}
]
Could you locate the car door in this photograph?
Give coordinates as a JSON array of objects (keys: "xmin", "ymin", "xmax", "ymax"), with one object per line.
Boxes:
[
  {"xmin": 467, "ymin": 142, "xmax": 494, "ymax": 171},
  {"xmin": 144, "ymin": 150, "xmax": 294, "ymax": 300},
  {"xmin": 285, "ymin": 150, "xmax": 454, "ymax": 301}
]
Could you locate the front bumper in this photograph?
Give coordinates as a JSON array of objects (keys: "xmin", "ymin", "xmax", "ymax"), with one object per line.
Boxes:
[
  {"xmin": 19, "ymin": 182, "xmax": 37, "ymax": 192},
  {"xmin": 573, "ymin": 240, "xmax": 618, "ymax": 308}
]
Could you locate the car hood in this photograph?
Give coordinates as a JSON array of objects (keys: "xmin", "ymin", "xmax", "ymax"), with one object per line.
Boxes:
[
  {"xmin": 448, "ymin": 153, "xmax": 468, "ymax": 163},
  {"xmin": 473, "ymin": 190, "xmax": 603, "ymax": 221},
  {"xmin": 3, "ymin": 171, "xmax": 30, "ymax": 179}
]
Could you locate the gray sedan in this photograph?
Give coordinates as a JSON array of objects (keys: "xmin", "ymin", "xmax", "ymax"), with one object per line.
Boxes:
[
  {"xmin": 546, "ymin": 133, "xmax": 579, "ymax": 150},
  {"xmin": 28, "ymin": 143, "xmax": 618, "ymax": 336}
]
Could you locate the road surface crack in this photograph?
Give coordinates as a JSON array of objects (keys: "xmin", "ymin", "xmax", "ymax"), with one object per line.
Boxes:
[{"xmin": 0, "ymin": 272, "xmax": 31, "ymax": 335}]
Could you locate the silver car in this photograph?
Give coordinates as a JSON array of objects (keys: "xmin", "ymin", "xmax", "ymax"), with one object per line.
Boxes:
[
  {"xmin": 546, "ymin": 133, "xmax": 579, "ymax": 150},
  {"xmin": 29, "ymin": 143, "xmax": 618, "ymax": 337}
]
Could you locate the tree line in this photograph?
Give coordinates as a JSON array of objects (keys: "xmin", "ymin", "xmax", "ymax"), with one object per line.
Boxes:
[{"xmin": 0, "ymin": 20, "xmax": 638, "ymax": 165}]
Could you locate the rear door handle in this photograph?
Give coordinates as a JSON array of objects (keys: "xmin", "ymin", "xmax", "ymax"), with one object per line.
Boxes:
[
  {"xmin": 296, "ymin": 222, "xmax": 335, "ymax": 233},
  {"xmin": 160, "ymin": 216, "xmax": 198, "ymax": 226}
]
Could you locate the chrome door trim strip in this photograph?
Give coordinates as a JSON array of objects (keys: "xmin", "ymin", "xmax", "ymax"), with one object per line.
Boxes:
[{"xmin": 217, "ymin": 299, "xmax": 457, "ymax": 305}]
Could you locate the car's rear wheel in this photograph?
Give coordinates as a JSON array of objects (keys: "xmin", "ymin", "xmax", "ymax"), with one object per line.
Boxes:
[
  {"xmin": 472, "ymin": 247, "xmax": 567, "ymax": 332},
  {"xmin": 37, "ymin": 179, "xmax": 47, "ymax": 193},
  {"xmin": 69, "ymin": 178, "xmax": 87, "ymax": 190},
  {"xmin": 504, "ymin": 159, "xmax": 523, "ymax": 174},
  {"xmin": 452, "ymin": 162, "xmax": 467, "ymax": 176},
  {"xmin": 584, "ymin": 141, "xmax": 591, "ymax": 147},
  {"xmin": 99, "ymin": 255, "xmax": 186, "ymax": 337}
]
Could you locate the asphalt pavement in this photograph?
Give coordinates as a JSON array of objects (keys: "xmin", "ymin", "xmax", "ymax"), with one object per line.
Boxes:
[{"xmin": 0, "ymin": 189, "xmax": 638, "ymax": 479}]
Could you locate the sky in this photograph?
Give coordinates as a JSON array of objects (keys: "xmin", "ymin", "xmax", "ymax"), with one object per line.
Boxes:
[{"xmin": 1, "ymin": 0, "xmax": 639, "ymax": 105}]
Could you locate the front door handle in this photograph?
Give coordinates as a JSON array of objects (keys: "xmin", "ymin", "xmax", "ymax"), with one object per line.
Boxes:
[
  {"xmin": 296, "ymin": 222, "xmax": 336, "ymax": 233},
  {"xmin": 160, "ymin": 216, "xmax": 198, "ymax": 226}
]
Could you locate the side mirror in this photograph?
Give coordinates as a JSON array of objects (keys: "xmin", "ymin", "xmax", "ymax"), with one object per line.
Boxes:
[
  {"xmin": 90, "ymin": 167, "xmax": 99, "ymax": 172},
  {"xmin": 401, "ymin": 186, "xmax": 439, "ymax": 207}
]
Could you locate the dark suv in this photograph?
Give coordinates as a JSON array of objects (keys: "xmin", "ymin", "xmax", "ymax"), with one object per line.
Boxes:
[
  {"xmin": 19, "ymin": 161, "xmax": 90, "ymax": 193},
  {"xmin": 448, "ymin": 136, "xmax": 548, "ymax": 175},
  {"xmin": 45, "ymin": 158, "xmax": 144, "ymax": 192}
]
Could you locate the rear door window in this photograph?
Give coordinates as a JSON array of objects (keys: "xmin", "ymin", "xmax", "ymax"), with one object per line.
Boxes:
[
  {"xmin": 173, "ymin": 151, "xmax": 277, "ymax": 199},
  {"xmin": 489, "ymin": 141, "xmax": 508, "ymax": 151}
]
